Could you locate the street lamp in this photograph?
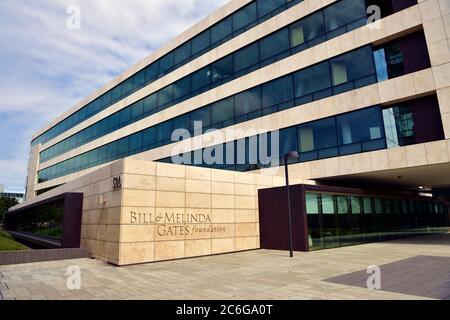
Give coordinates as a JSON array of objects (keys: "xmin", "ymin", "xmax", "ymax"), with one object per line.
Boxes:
[{"xmin": 284, "ymin": 151, "xmax": 299, "ymax": 258}]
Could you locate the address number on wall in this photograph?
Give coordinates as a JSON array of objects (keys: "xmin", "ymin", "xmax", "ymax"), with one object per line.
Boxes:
[{"xmin": 113, "ymin": 176, "xmax": 122, "ymax": 190}]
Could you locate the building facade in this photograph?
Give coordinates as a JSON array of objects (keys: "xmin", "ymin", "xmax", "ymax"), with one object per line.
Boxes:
[{"xmin": 8, "ymin": 0, "xmax": 450, "ymax": 264}]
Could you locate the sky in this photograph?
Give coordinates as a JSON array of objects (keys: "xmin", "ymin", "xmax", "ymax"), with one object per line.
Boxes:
[{"xmin": 0, "ymin": 0, "xmax": 228, "ymax": 193}]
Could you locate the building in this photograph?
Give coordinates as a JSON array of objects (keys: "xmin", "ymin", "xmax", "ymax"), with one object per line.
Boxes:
[
  {"xmin": 7, "ymin": 0, "xmax": 450, "ymax": 265},
  {"xmin": 0, "ymin": 184, "xmax": 24, "ymax": 204}
]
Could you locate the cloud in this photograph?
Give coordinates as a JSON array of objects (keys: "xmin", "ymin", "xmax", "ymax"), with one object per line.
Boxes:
[{"xmin": 0, "ymin": 0, "xmax": 228, "ymax": 192}]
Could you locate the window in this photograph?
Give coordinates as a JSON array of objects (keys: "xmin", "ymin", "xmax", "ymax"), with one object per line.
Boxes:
[
  {"xmin": 297, "ymin": 117, "xmax": 338, "ymax": 160},
  {"xmin": 257, "ymin": 0, "xmax": 285, "ymax": 18},
  {"xmin": 337, "ymin": 196, "xmax": 349, "ymax": 214},
  {"xmin": 351, "ymin": 196, "xmax": 362, "ymax": 214},
  {"xmin": 131, "ymin": 101, "xmax": 143, "ymax": 120},
  {"xmin": 322, "ymin": 194, "xmax": 335, "ymax": 214},
  {"xmin": 157, "ymin": 85, "xmax": 173, "ymax": 107},
  {"xmin": 261, "ymin": 76, "xmax": 293, "ymax": 108},
  {"xmin": 145, "ymin": 63, "xmax": 158, "ymax": 81},
  {"xmin": 337, "ymin": 107, "xmax": 383, "ymax": 146},
  {"xmin": 306, "ymin": 193, "xmax": 320, "ymax": 214},
  {"xmin": 191, "ymin": 67, "xmax": 211, "ymax": 93},
  {"xmin": 234, "ymin": 43, "xmax": 259, "ymax": 73},
  {"xmin": 173, "ymin": 77, "xmax": 191, "ymax": 101},
  {"xmin": 190, "ymin": 106, "xmax": 211, "ymax": 134},
  {"xmin": 158, "ymin": 52, "xmax": 174, "ymax": 75},
  {"xmin": 211, "ymin": 16, "xmax": 232, "ymax": 44},
  {"xmin": 143, "ymin": 94, "xmax": 157, "ymax": 114},
  {"xmin": 142, "ymin": 127, "xmax": 156, "ymax": 148},
  {"xmin": 234, "ymin": 87, "xmax": 262, "ymax": 117},
  {"xmin": 279, "ymin": 127, "xmax": 297, "ymax": 158},
  {"xmin": 172, "ymin": 114, "xmax": 190, "ymax": 132},
  {"xmin": 174, "ymin": 42, "xmax": 191, "ymax": 65},
  {"xmin": 212, "ymin": 56, "xmax": 233, "ymax": 84},
  {"xmin": 260, "ymin": 29, "xmax": 290, "ymax": 61},
  {"xmin": 156, "ymin": 121, "xmax": 172, "ymax": 143},
  {"xmin": 324, "ymin": 0, "xmax": 366, "ymax": 33},
  {"xmin": 211, "ymin": 97, "xmax": 234, "ymax": 127},
  {"xmin": 294, "ymin": 61, "xmax": 331, "ymax": 98},
  {"xmin": 191, "ymin": 31, "xmax": 210, "ymax": 56},
  {"xmin": 129, "ymin": 133, "xmax": 141, "ymax": 153},
  {"xmin": 233, "ymin": 3, "xmax": 257, "ymax": 31},
  {"xmin": 290, "ymin": 12, "xmax": 325, "ymax": 47},
  {"xmin": 330, "ymin": 46, "xmax": 375, "ymax": 87}
]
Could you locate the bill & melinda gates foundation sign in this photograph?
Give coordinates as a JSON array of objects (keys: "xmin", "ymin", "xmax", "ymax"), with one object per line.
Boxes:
[{"xmin": 130, "ymin": 211, "xmax": 226, "ymax": 237}]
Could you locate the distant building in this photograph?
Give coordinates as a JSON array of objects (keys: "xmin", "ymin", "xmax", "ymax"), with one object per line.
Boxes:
[{"xmin": 0, "ymin": 185, "xmax": 24, "ymax": 204}]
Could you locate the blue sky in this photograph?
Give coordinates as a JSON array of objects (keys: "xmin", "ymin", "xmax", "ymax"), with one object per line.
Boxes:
[{"xmin": 0, "ymin": 0, "xmax": 228, "ymax": 193}]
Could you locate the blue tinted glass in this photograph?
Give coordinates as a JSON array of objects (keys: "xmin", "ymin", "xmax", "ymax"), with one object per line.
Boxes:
[
  {"xmin": 211, "ymin": 97, "xmax": 234, "ymax": 126},
  {"xmin": 173, "ymin": 77, "xmax": 191, "ymax": 101},
  {"xmin": 261, "ymin": 76, "xmax": 293, "ymax": 107},
  {"xmin": 233, "ymin": 3, "xmax": 257, "ymax": 31},
  {"xmin": 324, "ymin": 0, "xmax": 366, "ymax": 32},
  {"xmin": 159, "ymin": 52, "xmax": 174, "ymax": 74},
  {"xmin": 211, "ymin": 16, "xmax": 232, "ymax": 44},
  {"xmin": 330, "ymin": 46, "xmax": 375, "ymax": 86},
  {"xmin": 298, "ymin": 117, "xmax": 337, "ymax": 152},
  {"xmin": 294, "ymin": 61, "xmax": 331, "ymax": 97},
  {"xmin": 157, "ymin": 85, "xmax": 173, "ymax": 106},
  {"xmin": 212, "ymin": 56, "xmax": 233, "ymax": 83},
  {"xmin": 260, "ymin": 29, "xmax": 290, "ymax": 61},
  {"xmin": 257, "ymin": 0, "xmax": 285, "ymax": 18},
  {"xmin": 191, "ymin": 31, "xmax": 210, "ymax": 55},
  {"xmin": 191, "ymin": 67, "xmax": 211, "ymax": 92},
  {"xmin": 337, "ymin": 107, "xmax": 384, "ymax": 145},
  {"xmin": 235, "ymin": 87, "xmax": 262, "ymax": 117},
  {"xmin": 174, "ymin": 42, "xmax": 191, "ymax": 65},
  {"xmin": 234, "ymin": 43, "xmax": 259, "ymax": 73}
]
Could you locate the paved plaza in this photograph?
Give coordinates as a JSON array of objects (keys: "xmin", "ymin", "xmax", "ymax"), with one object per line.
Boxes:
[{"xmin": 1, "ymin": 233, "xmax": 449, "ymax": 300}]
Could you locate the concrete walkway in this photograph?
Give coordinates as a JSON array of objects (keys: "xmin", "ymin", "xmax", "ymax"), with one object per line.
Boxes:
[{"xmin": 1, "ymin": 233, "xmax": 449, "ymax": 300}]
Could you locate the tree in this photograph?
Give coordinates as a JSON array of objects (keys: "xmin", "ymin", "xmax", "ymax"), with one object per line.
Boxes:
[{"xmin": 0, "ymin": 197, "xmax": 18, "ymax": 222}]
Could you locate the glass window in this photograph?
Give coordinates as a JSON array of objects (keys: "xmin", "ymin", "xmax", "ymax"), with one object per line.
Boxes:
[
  {"xmin": 324, "ymin": 0, "xmax": 366, "ymax": 33},
  {"xmin": 261, "ymin": 76, "xmax": 294, "ymax": 108},
  {"xmin": 279, "ymin": 127, "xmax": 297, "ymax": 157},
  {"xmin": 117, "ymin": 137, "xmax": 129, "ymax": 157},
  {"xmin": 234, "ymin": 43, "xmax": 259, "ymax": 73},
  {"xmin": 260, "ymin": 29, "xmax": 290, "ymax": 61},
  {"xmin": 233, "ymin": 3, "xmax": 257, "ymax": 31},
  {"xmin": 374, "ymin": 198, "xmax": 383, "ymax": 214},
  {"xmin": 351, "ymin": 196, "xmax": 362, "ymax": 214},
  {"xmin": 173, "ymin": 77, "xmax": 191, "ymax": 101},
  {"xmin": 290, "ymin": 12, "xmax": 325, "ymax": 47},
  {"xmin": 322, "ymin": 194, "xmax": 335, "ymax": 214},
  {"xmin": 119, "ymin": 107, "xmax": 131, "ymax": 126},
  {"xmin": 211, "ymin": 16, "xmax": 232, "ymax": 44},
  {"xmin": 363, "ymin": 197, "xmax": 373, "ymax": 213},
  {"xmin": 174, "ymin": 42, "xmax": 191, "ymax": 65},
  {"xmin": 191, "ymin": 31, "xmax": 210, "ymax": 56},
  {"xmin": 297, "ymin": 117, "xmax": 337, "ymax": 153},
  {"xmin": 330, "ymin": 46, "xmax": 375, "ymax": 86},
  {"xmin": 294, "ymin": 61, "xmax": 331, "ymax": 97},
  {"xmin": 129, "ymin": 133, "xmax": 141, "ymax": 153},
  {"xmin": 212, "ymin": 56, "xmax": 233, "ymax": 84},
  {"xmin": 257, "ymin": 0, "xmax": 285, "ymax": 18},
  {"xmin": 158, "ymin": 52, "xmax": 174, "ymax": 74},
  {"xmin": 337, "ymin": 107, "xmax": 384, "ymax": 146},
  {"xmin": 211, "ymin": 97, "xmax": 234, "ymax": 127},
  {"xmin": 157, "ymin": 85, "xmax": 173, "ymax": 107},
  {"xmin": 191, "ymin": 106, "xmax": 211, "ymax": 134},
  {"xmin": 235, "ymin": 87, "xmax": 262, "ymax": 117},
  {"xmin": 142, "ymin": 127, "xmax": 156, "ymax": 147},
  {"xmin": 131, "ymin": 101, "xmax": 143, "ymax": 120},
  {"xmin": 337, "ymin": 196, "xmax": 349, "ymax": 214},
  {"xmin": 145, "ymin": 63, "xmax": 158, "ymax": 81},
  {"xmin": 156, "ymin": 121, "xmax": 171, "ymax": 143},
  {"xmin": 143, "ymin": 94, "xmax": 157, "ymax": 114},
  {"xmin": 191, "ymin": 67, "xmax": 211, "ymax": 92},
  {"xmin": 172, "ymin": 114, "xmax": 190, "ymax": 132},
  {"xmin": 306, "ymin": 193, "xmax": 320, "ymax": 214}
]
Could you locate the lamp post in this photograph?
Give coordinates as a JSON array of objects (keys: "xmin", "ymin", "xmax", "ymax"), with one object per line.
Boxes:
[{"xmin": 284, "ymin": 151, "xmax": 299, "ymax": 258}]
